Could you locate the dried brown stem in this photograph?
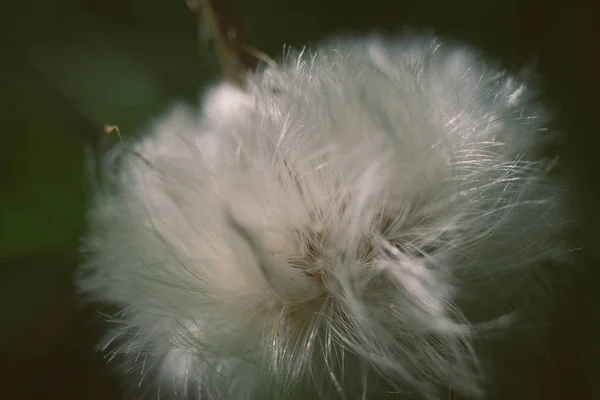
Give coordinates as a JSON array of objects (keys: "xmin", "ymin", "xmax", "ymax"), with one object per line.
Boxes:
[{"xmin": 186, "ymin": 0, "xmax": 275, "ymax": 88}]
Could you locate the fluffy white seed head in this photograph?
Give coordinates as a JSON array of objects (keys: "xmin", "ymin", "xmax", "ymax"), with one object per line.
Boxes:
[{"xmin": 78, "ymin": 34, "xmax": 570, "ymax": 399}]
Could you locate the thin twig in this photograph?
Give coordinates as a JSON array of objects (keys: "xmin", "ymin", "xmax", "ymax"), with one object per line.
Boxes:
[{"xmin": 186, "ymin": 0, "xmax": 275, "ymax": 88}]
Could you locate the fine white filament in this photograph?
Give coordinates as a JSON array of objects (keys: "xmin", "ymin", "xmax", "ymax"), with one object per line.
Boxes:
[{"xmin": 78, "ymin": 35, "xmax": 570, "ymax": 399}]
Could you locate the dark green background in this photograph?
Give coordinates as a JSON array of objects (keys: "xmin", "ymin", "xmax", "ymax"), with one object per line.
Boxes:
[{"xmin": 1, "ymin": 0, "xmax": 597, "ymax": 398}]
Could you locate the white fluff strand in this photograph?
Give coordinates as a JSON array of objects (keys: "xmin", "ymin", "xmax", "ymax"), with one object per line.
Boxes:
[{"xmin": 78, "ymin": 34, "xmax": 571, "ymax": 400}]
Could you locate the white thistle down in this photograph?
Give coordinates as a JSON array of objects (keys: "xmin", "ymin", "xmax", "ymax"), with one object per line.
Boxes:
[{"xmin": 78, "ymin": 35, "xmax": 571, "ymax": 399}]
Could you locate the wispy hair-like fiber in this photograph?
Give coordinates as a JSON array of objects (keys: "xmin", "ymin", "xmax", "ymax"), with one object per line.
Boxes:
[{"xmin": 78, "ymin": 34, "xmax": 571, "ymax": 400}]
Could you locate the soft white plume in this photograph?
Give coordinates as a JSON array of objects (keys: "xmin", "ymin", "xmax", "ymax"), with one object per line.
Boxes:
[{"xmin": 78, "ymin": 34, "xmax": 570, "ymax": 399}]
